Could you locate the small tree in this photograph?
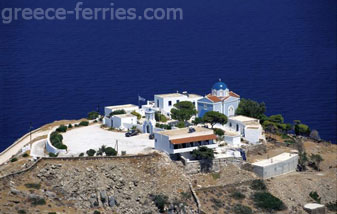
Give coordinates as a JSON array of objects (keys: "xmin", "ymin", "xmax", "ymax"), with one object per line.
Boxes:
[
  {"xmin": 233, "ymin": 204, "xmax": 252, "ymax": 214},
  {"xmin": 170, "ymin": 101, "xmax": 197, "ymax": 122},
  {"xmin": 88, "ymin": 111, "xmax": 99, "ymax": 120},
  {"xmin": 155, "ymin": 112, "xmax": 168, "ymax": 122},
  {"xmin": 86, "ymin": 149, "xmax": 96, "ymax": 156},
  {"xmin": 294, "ymin": 123, "xmax": 310, "ymax": 136},
  {"xmin": 253, "ymin": 192, "xmax": 286, "ymax": 211},
  {"xmin": 309, "ymin": 191, "xmax": 321, "ymax": 204},
  {"xmin": 202, "ymin": 111, "xmax": 227, "ymax": 128},
  {"xmin": 105, "ymin": 147, "xmax": 117, "ymax": 156},
  {"xmin": 235, "ymin": 98, "xmax": 266, "ymax": 120},
  {"xmin": 213, "ymin": 128, "xmax": 224, "ymax": 136},
  {"xmin": 191, "ymin": 146, "xmax": 214, "ymax": 160},
  {"xmin": 192, "ymin": 117, "xmax": 203, "ymax": 125},
  {"xmin": 79, "ymin": 121, "xmax": 89, "ymax": 126}
]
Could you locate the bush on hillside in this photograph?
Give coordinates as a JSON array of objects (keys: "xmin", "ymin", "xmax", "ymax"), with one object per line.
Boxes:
[
  {"xmin": 252, "ymin": 192, "xmax": 285, "ymax": 211},
  {"xmin": 191, "ymin": 146, "xmax": 214, "ymax": 160},
  {"xmin": 24, "ymin": 183, "xmax": 41, "ymax": 190},
  {"xmin": 294, "ymin": 123, "xmax": 310, "ymax": 136},
  {"xmin": 155, "ymin": 112, "xmax": 168, "ymax": 122},
  {"xmin": 131, "ymin": 111, "xmax": 142, "ymax": 120},
  {"xmin": 11, "ymin": 157, "xmax": 18, "ymax": 162},
  {"xmin": 231, "ymin": 191, "xmax": 245, "ymax": 200},
  {"xmin": 250, "ymin": 179, "xmax": 267, "ymax": 191},
  {"xmin": 22, "ymin": 153, "xmax": 29, "ymax": 157},
  {"xmin": 151, "ymin": 194, "xmax": 169, "ymax": 213},
  {"xmin": 233, "ymin": 204, "xmax": 252, "ymax": 214},
  {"xmin": 309, "ymin": 191, "xmax": 321, "ymax": 204},
  {"xmin": 68, "ymin": 124, "xmax": 73, "ymax": 128},
  {"xmin": 79, "ymin": 121, "xmax": 89, "ymax": 126},
  {"xmin": 48, "ymin": 152, "xmax": 58, "ymax": 157}
]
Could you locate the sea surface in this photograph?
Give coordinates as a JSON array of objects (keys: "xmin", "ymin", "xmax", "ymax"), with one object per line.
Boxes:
[{"xmin": 0, "ymin": 0, "xmax": 336, "ymax": 152}]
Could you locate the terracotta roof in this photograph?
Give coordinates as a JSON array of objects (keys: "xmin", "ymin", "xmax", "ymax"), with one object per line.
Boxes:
[
  {"xmin": 206, "ymin": 95, "xmax": 222, "ymax": 102},
  {"xmin": 229, "ymin": 91, "xmax": 240, "ymax": 98},
  {"xmin": 170, "ymin": 134, "xmax": 217, "ymax": 145}
]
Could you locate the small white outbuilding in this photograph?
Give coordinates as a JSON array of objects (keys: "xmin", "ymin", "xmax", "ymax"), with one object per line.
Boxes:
[{"xmin": 252, "ymin": 152, "xmax": 298, "ymax": 179}]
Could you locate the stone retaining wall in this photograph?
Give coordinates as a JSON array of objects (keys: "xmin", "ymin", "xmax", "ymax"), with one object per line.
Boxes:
[{"xmin": 181, "ymin": 156, "xmax": 242, "ymax": 174}]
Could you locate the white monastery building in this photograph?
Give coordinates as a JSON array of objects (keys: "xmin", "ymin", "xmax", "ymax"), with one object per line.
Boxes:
[
  {"xmin": 104, "ymin": 104, "xmax": 139, "ymax": 116},
  {"xmin": 154, "ymin": 126, "xmax": 218, "ymax": 155},
  {"xmin": 154, "ymin": 92, "xmax": 202, "ymax": 117},
  {"xmin": 226, "ymin": 115, "xmax": 263, "ymax": 144}
]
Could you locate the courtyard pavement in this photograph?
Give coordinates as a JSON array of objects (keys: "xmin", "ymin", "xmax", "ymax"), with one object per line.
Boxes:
[{"xmin": 62, "ymin": 124, "xmax": 155, "ymax": 156}]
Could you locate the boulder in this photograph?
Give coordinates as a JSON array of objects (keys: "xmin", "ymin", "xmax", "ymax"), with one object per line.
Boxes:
[
  {"xmin": 304, "ymin": 203, "xmax": 325, "ymax": 214},
  {"xmin": 108, "ymin": 196, "xmax": 116, "ymax": 207},
  {"xmin": 100, "ymin": 190, "xmax": 107, "ymax": 204},
  {"xmin": 310, "ymin": 130, "xmax": 321, "ymax": 141}
]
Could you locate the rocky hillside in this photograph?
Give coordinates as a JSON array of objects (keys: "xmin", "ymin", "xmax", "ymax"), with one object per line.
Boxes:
[{"xmin": 0, "ymin": 153, "xmax": 197, "ymax": 214}]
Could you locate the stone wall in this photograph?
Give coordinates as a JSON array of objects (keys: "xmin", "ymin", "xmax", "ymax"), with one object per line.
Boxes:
[{"xmin": 181, "ymin": 156, "xmax": 242, "ymax": 174}]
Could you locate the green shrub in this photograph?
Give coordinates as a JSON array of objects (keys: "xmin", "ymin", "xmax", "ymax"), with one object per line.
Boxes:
[
  {"xmin": 105, "ymin": 147, "xmax": 117, "ymax": 156},
  {"xmin": 56, "ymin": 125, "xmax": 67, "ymax": 133},
  {"xmin": 213, "ymin": 128, "xmax": 224, "ymax": 136},
  {"xmin": 18, "ymin": 210, "xmax": 26, "ymax": 214},
  {"xmin": 25, "ymin": 183, "xmax": 41, "ymax": 190},
  {"xmin": 50, "ymin": 131, "xmax": 67, "ymax": 150},
  {"xmin": 79, "ymin": 121, "xmax": 89, "ymax": 126},
  {"xmin": 10, "ymin": 157, "xmax": 18, "ymax": 162},
  {"xmin": 93, "ymin": 211, "xmax": 101, "ymax": 214},
  {"xmin": 295, "ymin": 123, "xmax": 310, "ymax": 136},
  {"xmin": 231, "ymin": 191, "xmax": 245, "ymax": 200},
  {"xmin": 151, "ymin": 194, "xmax": 169, "ymax": 213},
  {"xmin": 250, "ymin": 179, "xmax": 267, "ymax": 191},
  {"xmin": 326, "ymin": 201, "xmax": 337, "ymax": 211},
  {"xmin": 79, "ymin": 153, "xmax": 84, "ymax": 157},
  {"xmin": 309, "ymin": 191, "xmax": 321, "ymax": 204},
  {"xmin": 68, "ymin": 124, "xmax": 73, "ymax": 128},
  {"xmin": 155, "ymin": 123, "xmax": 172, "ymax": 130},
  {"xmin": 88, "ymin": 111, "xmax": 99, "ymax": 120},
  {"xmin": 176, "ymin": 121, "xmax": 185, "ymax": 128},
  {"xmin": 22, "ymin": 153, "xmax": 29, "ymax": 157},
  {"xmin": 155, "ymin": 112, "xmax": 168, "ymax": 122},
  {"xmin": 31, "ymin": 198, "xmax": 46, "ymax": 206},
  {"xmin": 48, "ymin": 152, "xmax": 58, "ymax": 157},
  {"xmin": 180, "ymin": 191, "xmax": 192, "ymax": 200},
  {"xmin": 252, "ymin": 192, "xmax": 285, "ymax": 211},
  {"xmin": 86, "ymin": 149, "xmax": 96, "ymax": 156},
  {"xmin": 131, "ymin": 111, "xmax": 142, "ymax": 120},
  {"xmin": 233, "ymin": 204, "xmax": 252, "ymax": 214},
  {"xmin": 109, "ymin": 109, "xmax": 126, "ymax": 117},
  {"xmin": 268, "ymin": 114, "xmax": 284, "ymax": 124},
  {"xmin": 48, "ymin": 212, "xmax": 57, "ymax": 214},
  {"xmin": 191, "ymin": 146, "xmax": 214, "ymax": 160}
]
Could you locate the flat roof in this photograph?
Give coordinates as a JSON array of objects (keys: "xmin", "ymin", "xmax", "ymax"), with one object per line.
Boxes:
[
  {"xmin": 252, "ymin": 152, "xmax": 298, "ymax": 167},
  {"xmin": 114, "ymin": 114, "xmax": 137, "ymax": 118},
  {"xmin": 105, "ymin": 104, "xmax": 138, "ymax": 110},
  {"xmin": 229, "ymin": 115, "xmax": 260, "ymax": 125},
  {"xmin": 155, "ymin": 93, "xmax": 202, "ymax": 98}
]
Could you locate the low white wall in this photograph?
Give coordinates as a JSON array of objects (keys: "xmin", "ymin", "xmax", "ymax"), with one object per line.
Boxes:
[
  {"xmin": 46, "ymin": 127, "xmax": 67, "ymax": 155},
  {"xmin": 253, "ymin": 154, "xmax": 298, "ymax": 179}
]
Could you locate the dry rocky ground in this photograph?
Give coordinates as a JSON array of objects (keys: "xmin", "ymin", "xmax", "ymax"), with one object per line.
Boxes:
[
  {"xmin": 0, "ymin": 153, "xmax": 197, "ymax": 214},
  {"xmin": 0, "ymin": 133, "xmax": 336, "ymax": 214}
]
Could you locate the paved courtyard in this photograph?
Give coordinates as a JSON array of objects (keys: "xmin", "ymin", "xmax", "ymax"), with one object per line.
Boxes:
[{"xmin": 62, "ymin": 124, "xmax": 155, "ymax": 156}]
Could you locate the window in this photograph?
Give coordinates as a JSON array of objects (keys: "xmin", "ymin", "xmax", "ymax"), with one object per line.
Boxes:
[
  {"xmin": 229, "ymin": 122, "xmax": 232, "ymax": 127},
  {"xmin": 157, "ymin": 100, "xmax": 159, "ymax": 107},
  {"xmin": 203, "ymin": 103, "xmax": 207, "ymax": 110},
  {"xmin": 193, "ymin": 102, "xmax": 195, "ymax": 105},
  {"xmin": 168, "ymin": 101, "xmax": 172, "ymax": 106},
  {"xmin": 236, "ymin": 124, "xmax": 239, "ymax": 132},
  {"xmin": 176, "ymin": 100, "xmax": 180, "ymax": 103}
]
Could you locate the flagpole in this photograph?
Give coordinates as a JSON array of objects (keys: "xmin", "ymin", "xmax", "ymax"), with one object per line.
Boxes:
[{"xmin": 138, "ymin": 94, "xmax": 140, "ymax": 107}]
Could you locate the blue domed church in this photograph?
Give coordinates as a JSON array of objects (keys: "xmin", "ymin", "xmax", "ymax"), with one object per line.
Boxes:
[{"xmin": 197, "ymin": 80, "xmax": 240, "ymax": 118}]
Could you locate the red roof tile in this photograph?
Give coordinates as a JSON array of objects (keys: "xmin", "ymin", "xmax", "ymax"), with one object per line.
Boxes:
[{"xmin": 170, "ymin": 134, "xmax": 217, "ymax": 145}]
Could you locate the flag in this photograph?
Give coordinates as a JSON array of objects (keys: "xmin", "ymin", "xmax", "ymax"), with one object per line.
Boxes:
[{"xmin": 138, "ymin": 95, "xmax": 146, "ymax": 102}]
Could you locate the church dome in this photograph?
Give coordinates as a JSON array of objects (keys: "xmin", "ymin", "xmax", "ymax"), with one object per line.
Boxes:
[{"xmin": 212, "ymin": 81, "xmax": 227, "ymax": 90}]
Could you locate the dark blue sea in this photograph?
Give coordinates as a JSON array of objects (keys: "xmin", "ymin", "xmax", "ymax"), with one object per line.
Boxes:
[{"xmin": 0, "ymin": 0, "xmax": 336, "ymax": 151}]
